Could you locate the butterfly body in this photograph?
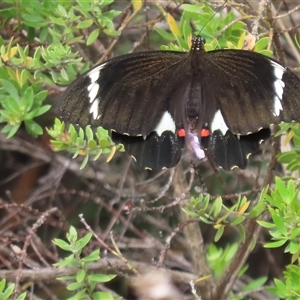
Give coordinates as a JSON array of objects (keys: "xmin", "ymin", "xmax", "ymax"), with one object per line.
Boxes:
[{"xmin": 60, "ymin": 36, "xmax": 300, "ymax": 170}]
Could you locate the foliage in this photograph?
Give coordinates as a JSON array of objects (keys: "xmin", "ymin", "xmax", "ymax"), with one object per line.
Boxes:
[
  {"xmin": 48, "ymin": 119, "xmax": 122, "ymax": 169},
  {"xmin": 0, "ymin": 0, "xmax": 121, "ymax": 138},
  {"xmin": 53, "ymin": 226, "xmax": 118, "ymax": 300},
  {"xmin": 185, "ymin": 179, "xmax": 300, "ymax": 299},
  {"xmin": 0, "ymin": 279, "xmax": 26, "ymax": 300},
  {"xmin": 276, "ymin": 122, "xmax": 300, "ymax": 172}
]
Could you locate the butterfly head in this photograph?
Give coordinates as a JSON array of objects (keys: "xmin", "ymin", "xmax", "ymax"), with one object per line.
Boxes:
[{"xmin": 191, "ymin": 36, "xmax": 206, "ymax": 51}]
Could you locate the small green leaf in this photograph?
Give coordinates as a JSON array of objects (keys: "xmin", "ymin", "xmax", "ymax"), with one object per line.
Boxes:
[
  {"xmin": 82, "ymin": 250, "xmax": 100, "ymax": 262},
  {"xmin": 76, "ymin": 233, "xmax": 92, "ymax": 250},
  {"xmin": 67, "ymin": 281, "xmax": 84, "ymax": 291},
  {"xmin": 257, "ymin": 220, "xmax": 276, "ymax": 229},
  {"xmin": 230, "ymin": 215, "xmax": 245, "ymax": 226},
  {"xmin": 264, "ymin": 239, "xmax": 287, "ymax": 248},
  {"xmin": 85, "ymin": 125, "xmax": 94, "ymax": 140},
  {"xmin": 212, "ymin": 197, "xmax": 222, "ymax": 217},
  {"xmin": 271, "ymin": 213, "xmax": 287, "ymax": 235},
  {"xmin": 88, "ymin": 274, "xmax": 116, "ymax": 283},
  {"xmin": 68, "ymin": 226, "xmax": 78, "ymax": 242},
  {"xmin": 0, "ymin": 279, "xmax": 6, "ymax": 292},
  {"xmin": 16, "ymin": 292, "xmax": 27, "ymax": 300},
  {"xmin": 79, "ymin": 154, "xmax": 89, "ymax": 169},
  {"xmin": 214, "ymin": 226, "xmax": 224, "ymax": 242},
  {"xmin": 53, "ymin": 238, "xmax": 72, "ymax": 251},
  {"xmin": 60, "ymin": 68, "xmax": 69, "ymax": 81},
  {"xmin": 77, "ymin": 19, "xmax": 93, "ymax": 29},
  {"xmin": 1, "ymin": 79, "xmax": 19, "ymax": 99},
  {"xmin": 248, "ymin": 202, "xmax": 266, "ymax": 218},
  {"xmin": 87, "ymin": 28, "xmax": 99, "ymax": 45},
  {"xmin": 88, "ymin": 139, "xmax": 97, "ymax": 150},
  {"xmin": 71, "ymin": 289, "xmax": 88, "ymax": 299},
  {"xmin": 254, "ymin": 37, "xmax": 270, "ymax": 52},
  {"xmin": 2, "ymin": 282, "xmax": 14, "ymax": 298},
  {"xmin": 103, "ymin": 28, "xmax": 120, "ymax": 37},
  {"xmin": 4, "ymin": 124, "xmax": 20, "ymax": 138},
  {"xmin": 92, "ymin": 292, "xmax": 114, "ymax": 300},
  {"xmin": 24, "ymin": 120, "xmax": 43, "ymax": 136},
  {"xmin": 242, "ymin": 276, "xmax": 267, "ymax": 292},
  {"xmin": 76, "ymin": 269, "xmax": 86, "ymax": 283}
]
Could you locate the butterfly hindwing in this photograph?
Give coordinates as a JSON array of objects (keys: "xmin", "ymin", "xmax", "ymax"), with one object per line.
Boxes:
[
  {"xmin": 112, "ymin": 131, "xmax": 185, "ymax": 170},
  {"xmin": 207, "ymin": 129, "xmax": 271, "ymax": 170}
]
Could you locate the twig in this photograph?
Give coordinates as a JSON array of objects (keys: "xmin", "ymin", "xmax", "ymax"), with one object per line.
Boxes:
[
  {"xmin": 1, "ymin": 258, "xmax": 196, "ymax": 284},
  {"xmin": 12, "ymin": 207, "xmax": 58, "ymax": 300}
]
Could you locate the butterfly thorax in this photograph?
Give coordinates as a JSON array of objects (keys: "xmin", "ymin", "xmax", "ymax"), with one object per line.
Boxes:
[{"xmin": 185, "ymin": 38, "xmax": 210, "ymax": 131}]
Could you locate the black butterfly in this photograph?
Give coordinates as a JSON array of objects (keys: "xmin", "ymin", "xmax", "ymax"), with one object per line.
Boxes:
[{"xmin": 60, "ymin": 36, "xmax": 300, "ymax": 170}]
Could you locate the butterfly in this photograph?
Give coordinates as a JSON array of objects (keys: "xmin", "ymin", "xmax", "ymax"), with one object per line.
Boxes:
[{"xmin": 60, "ymin": 36, "xmax": 300, "ymax": 171}]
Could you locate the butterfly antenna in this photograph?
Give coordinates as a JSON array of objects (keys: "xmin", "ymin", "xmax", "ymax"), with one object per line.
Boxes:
[{"xmin": 198, "ymin": 0, "xmax": 228, "ymax": 35}]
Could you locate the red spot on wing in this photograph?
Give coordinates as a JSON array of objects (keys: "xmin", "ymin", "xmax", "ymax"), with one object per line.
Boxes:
[
  {"xmin": 200, "ymin": 128, "xmax": 210, "ymax": 137},
  {"xmin": 177, "ymin": 128, "xmax": 186, "ymax": 137},
  {"xmin": 177, "ymin": 128, "xmax": 210, "ymax": 138}
]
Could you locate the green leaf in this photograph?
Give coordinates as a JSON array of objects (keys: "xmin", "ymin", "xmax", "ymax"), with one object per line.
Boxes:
[
  {"xmin": 212, "ymin": 197, "xmax": 222, "ymax": 217},
  {"xmin": 181, "ymin": 208, "xmax": 199, "ymax": 217},
  {"xmin": 76, "ymin": 233, "xmax": 93, "ymax": 250},
  {"xmin": 2, "ymin": 283, "xmax": 14, "ymax": 298},
  {"xmin": 273, "ymin": 278, "xmax": 287, "ymax": 295},
  {"xmin": 154, "ymin": 27, "xmax": 175, "ymax": 42},
  {"xmin": 214, "ymin": 226, "xmax": 224, "ymax": 242},
  {"xmin": 71, "ymin": 289, "xmax": 88, "ymax": 299},
  {"xmin": 248, "ymin": 202, "xmax": 266, "ymax": 218},
  {"xmin": 264, "ymin": 239, "xmax": 287, "ymax": 248},
  {"xmin": 271, "ymin": 212, "xmax": 287, "ymax": 235},
  {"xmin": 68, "ymin": 226, "xmax": 78, "ymax": 241},
  {"xmin": 182, "ymin": 4, "xmax": 205, "ymax": 13},
  {"xmin": 275, "ymin": 177, "xmax": 289, "ymax": 202},
  {"xmin": 82, "ymin": 249, "xmax": 100, "ymax": 262},
  {"xmin": 88, "ymin": 139, "xmax": 97, "ymax": 150},
  {"xmin": 287, "ymin": 240, "xmax": 300, "ymax": 255},
  {"xmin": 92, "ymin": 292, "xmax": 114, "ymax": 300},
  {"xmin": 56, "ymin": 275, "xmax": 76, "ymax": 281},
  {"xmin": 16, "ymin": 292, "xmax": 27, "ymax": 300},
  {"xmin": 1, "ymin": 79, "xmax": 19, "ymax": 99},
  {"xmin": 53, "ymin": 238, "xmax": 72, "ymax": 251},
  {"xmin": 24, "ymin": 120, "xmax": 43, "ymax": 136},
  {"xmin": 77, "ymin": 19, "xmax": 93, "ymax": 29},
  {"xmin": 230, "ymin": 215, "xmax": 245, "ymax": 226},
  {"xmin": 85, "ymin": 125, "xmax": 94, "ymax": 140},
  {"xmin": 60, "ymin": 68, "xmax": 69, "ymax": 81},
  {"xmin": 57, "ymin": 4, "xmax": 68, "ymax": 17},
  {"xmin": 254, "ymin": 37, "xmax": 270, "ymax": 52},
  {"xmin": 0, "ymin": 279, "xmax": 6, "ymax": 292},
  {"xmin": 76, "ymin": 269, "xmax": 86, "ymax": 283},
  {"xmin": 242, "ymin": 276, "xmax": 267, "ymax": 292},
  {"xmin": 80, "ymin": 154, "xmax": 89, "ymax": 169},
  {"xmin": 87, "ymin": 28, "xmax": 99, "ymax": 45},
  {"xmin": 22, "ymin": 86, "xmax": 34, "ymax": 112},
  {"xmin": 88, "ymin": 274, "xmax": 116, "ymax": 283},
  {"xmin": 17, "ymin": 44, "xmax": 28, "ymax": 63},
  {"xmin": 67, "ymin": 281, "xmax": 84, "ymax": 291},
  {"xmin": 290, "ymin": 227, "xmax": 300, "ymax": 239},
  {"xmin": 26, "ymin": 105, "xmax": 51, "ymax": 119},
  {"xmin": 257, "ymin": 220, "xmax": 275, "ymax": 229},
  {"xmin": 4, "ymin": 124, "xmax": 20, "ymax": 138}
]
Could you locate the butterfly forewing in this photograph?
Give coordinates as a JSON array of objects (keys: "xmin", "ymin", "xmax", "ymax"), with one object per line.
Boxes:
[
  {"xmin": 61, "ymin": 51, "xmax": 189, "ymax": 136},
  {"xmin": 202, "ymin": 49, "xmax": 299, "ymax": 135}
]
